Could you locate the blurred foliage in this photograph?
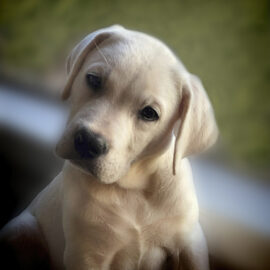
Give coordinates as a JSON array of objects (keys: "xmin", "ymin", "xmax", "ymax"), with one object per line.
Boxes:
[{"xmin": 0, "ymin": 0, "xmax": 270, "ymax": 170}]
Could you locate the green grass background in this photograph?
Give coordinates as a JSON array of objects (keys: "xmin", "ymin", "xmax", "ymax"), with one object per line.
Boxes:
[{"xmin": 0, "ymin": 0, "xmax": 270, "ymax": 172}]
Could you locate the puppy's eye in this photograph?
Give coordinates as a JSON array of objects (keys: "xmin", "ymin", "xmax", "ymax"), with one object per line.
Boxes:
[
  {"xmin": 139, "ymin": 106, "xmax": 159, "ymax": 121},
  {"xmin": 86, "ymin": 73, "xmax": 102, "ymax": 90}
]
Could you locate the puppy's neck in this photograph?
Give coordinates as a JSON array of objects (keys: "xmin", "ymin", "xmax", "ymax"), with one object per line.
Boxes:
[{"xmin": 61, "ymin": 147, "xmax": 193, "ymax": 214}]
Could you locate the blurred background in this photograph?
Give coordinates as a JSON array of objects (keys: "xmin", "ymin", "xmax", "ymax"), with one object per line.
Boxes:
[{"xmin": 0, "ymin": 0, "xmax": 269, "ymax": 269}]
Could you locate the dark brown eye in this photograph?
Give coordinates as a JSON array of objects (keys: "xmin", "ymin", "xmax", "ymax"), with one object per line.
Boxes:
[
  {"xmin": 86, "ymin": 73, "xmax": 102, "ymax": 90},
  {"xmin": 139, "ymin": 106, "xmax": 159, "ymax": 121}
]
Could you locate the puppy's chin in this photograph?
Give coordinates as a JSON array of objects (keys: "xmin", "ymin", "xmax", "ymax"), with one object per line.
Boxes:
[{"xmin": 68, "ymin": 159, "xmax": 122, "ymax": 185}]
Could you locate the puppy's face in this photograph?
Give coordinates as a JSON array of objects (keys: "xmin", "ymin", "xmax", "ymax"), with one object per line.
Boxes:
[
  {"xmin": 56, "ymin": 36, "xmax": 181, "ymax": 184},
  {"xmin": 56, "ymin": 26, "xmax": 218, "ymax": 183}
]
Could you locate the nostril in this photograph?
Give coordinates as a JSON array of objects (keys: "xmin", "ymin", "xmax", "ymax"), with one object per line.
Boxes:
[
  {"xmin": 87, "ymin": 142, "xmax": 100, "ymax": 156},
  {"xmin": 74, "ymin": 130, "xmax": 88, "ymax": 158},
  {"xmin": 75, "ymin": 132, "xmax": 84, "ymax": 145}
]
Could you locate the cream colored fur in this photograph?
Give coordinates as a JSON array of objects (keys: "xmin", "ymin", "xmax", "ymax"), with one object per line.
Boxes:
[{"xmin": 1, "ymin": 25, "xmax": 218, "ymax": 270}]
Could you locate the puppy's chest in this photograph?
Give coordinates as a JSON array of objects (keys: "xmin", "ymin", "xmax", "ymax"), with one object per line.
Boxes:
[
  {"xmin": 72, "ymin": 194, "xmax": 184, "ymax": 269},
  {"xmin": 106, "ymin": 207, "xmax": 182, "ymax": 269}
]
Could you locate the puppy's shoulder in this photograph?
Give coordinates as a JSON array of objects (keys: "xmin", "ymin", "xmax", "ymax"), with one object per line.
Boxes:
[{"xmin": 0, "ymin": 212, "xmax": 51, "ymax": 269}]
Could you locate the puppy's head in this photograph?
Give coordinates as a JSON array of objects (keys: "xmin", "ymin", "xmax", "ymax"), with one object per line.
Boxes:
[{"xmin": 56, "ymin": 25, "xmax": 218, "ymax": 184}]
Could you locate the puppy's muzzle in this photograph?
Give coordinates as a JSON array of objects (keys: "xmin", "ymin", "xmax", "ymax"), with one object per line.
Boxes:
[{"xmin": 74, "ymin": 128, "xmax": 109, "ymax": 159}]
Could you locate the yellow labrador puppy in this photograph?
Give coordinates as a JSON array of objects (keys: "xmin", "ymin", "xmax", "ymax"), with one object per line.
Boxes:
[{"xmin": 0, "ymin": 25, "xmax": 218, "ymax": 270}]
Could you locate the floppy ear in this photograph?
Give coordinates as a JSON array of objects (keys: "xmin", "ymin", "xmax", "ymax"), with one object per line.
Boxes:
[
  {"xmin": 62, "ymin": 25, "xmax": 124, "ymax": 100},
  {"xmin": 172, "ymin": 74, "xmax": 218, "ymax": 175}
]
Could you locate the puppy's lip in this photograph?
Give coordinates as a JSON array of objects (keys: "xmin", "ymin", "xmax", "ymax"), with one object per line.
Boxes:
[
  {"xmin": 69, "ymin": 159, "xmax": 99, "ymax": 179},
  {"xmin": 54, "ymin": 144, "xmax": 75, "ymax": 160}
]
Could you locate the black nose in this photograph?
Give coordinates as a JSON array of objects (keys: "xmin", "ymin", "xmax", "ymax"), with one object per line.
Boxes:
[{"xmin": 74, "ymin": 128, "xmax": 108, "ymax": 159}]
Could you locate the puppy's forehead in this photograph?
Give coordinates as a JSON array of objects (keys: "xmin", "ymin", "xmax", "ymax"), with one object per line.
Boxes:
[{"xmin": 82, "ymin": 32, "xmax": 180, "ymax": 103}]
